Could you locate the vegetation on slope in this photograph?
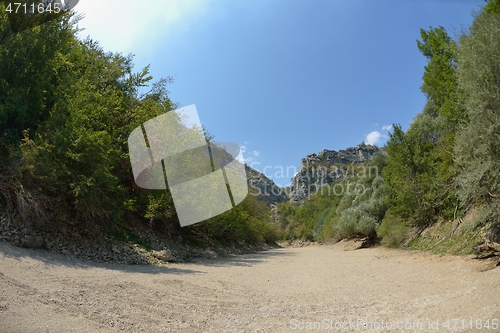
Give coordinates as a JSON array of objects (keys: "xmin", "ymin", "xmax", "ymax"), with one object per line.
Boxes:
[
  {"xmin": 1, "ymin": 0, "xmax": 500, "ymax": 255},
  {"xmin": 279, "ymin": 0, "xmax": 500, "ymax": 254},
  {"xmin": 0, "ymin": 4, "xmax": 277, "ymax": 246}
]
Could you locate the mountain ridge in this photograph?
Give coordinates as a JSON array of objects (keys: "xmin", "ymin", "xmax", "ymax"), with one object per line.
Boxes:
[
  {"xmin": 288, "ymin": 142, "xmax": 381, "ymax": 203},
  {"xmin": 246, "ymin": 142, "xmax": 381, "ymax": 205}
]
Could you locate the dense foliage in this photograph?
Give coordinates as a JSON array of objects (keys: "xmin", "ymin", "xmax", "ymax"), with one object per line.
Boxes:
[
  {"xmin": 279, "ymin": 0, "xmax": 500, "ymax": 248},
  {"xmin": 278, "ymin": 154, "xmax": 387, "ymax": 243},
  {"xmin": 1, "ymin": 0, "xmax": 500, "ymax": 250},
  {"xmin": 0, "ymin": 4, "xmax": 277, "ymax": 245},
  {"xmin": 381, "ymin": 0, "xmax": 500, "ymax": 245}
]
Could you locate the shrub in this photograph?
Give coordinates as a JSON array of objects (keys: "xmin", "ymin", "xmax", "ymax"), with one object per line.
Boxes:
[{"xmin": 377, "ymin": 214, "xmax": 411, "ymax": 247}]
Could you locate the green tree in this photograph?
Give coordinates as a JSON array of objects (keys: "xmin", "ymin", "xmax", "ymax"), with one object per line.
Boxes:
[
  {"xmin": 16, "ymin": 38, "xmax": 158, "ymax": 226},
  {"xmin": 484, "ymin": 0, "xmax": 500, "ymax": 14},
  {"xmin": 383, "ymin": 113, "xmax": 458, "ymax": 228},
  {"xmin": 0, "ymin": 4, "xmax": 283, "ymax": 245},
  {"xmin": 380, "ymin": 26, "xmax": 463, "ymax": 230},
  {"xmin": 0, "ymin": 4, "xmax": 75, "ymax": 162},
  {"xmin": 454, "ymin": 10, "xmax": 500, "ymax": 238},
  {"xmin": 417, "ymin": 26, "xmax": 463, "ymax": 124}
]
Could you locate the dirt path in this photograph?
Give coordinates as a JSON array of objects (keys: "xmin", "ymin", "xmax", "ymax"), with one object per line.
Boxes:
[{"xmin": 0, "ymin": 241, "xmax": 499, "ymax": 333}]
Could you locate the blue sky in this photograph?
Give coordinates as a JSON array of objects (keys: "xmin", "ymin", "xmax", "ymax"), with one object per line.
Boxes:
[{"xmin": 76, "ymin": 0, "xmax": 484, "ymax": 187}]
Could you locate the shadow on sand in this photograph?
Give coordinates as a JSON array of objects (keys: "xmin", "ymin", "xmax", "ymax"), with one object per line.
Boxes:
[{"xmin": 0, "ymin": 241, "xmax": 295, "ymax": 275}]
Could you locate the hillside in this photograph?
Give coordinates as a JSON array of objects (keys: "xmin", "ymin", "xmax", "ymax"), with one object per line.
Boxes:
[
  {"xmin": 1, "ymin": 1, "xmax": 500, "ymax": 261},
  {"xmin": 246, "ymin": 166, "xmax": 288, "ymax": 205},
  {"xmin": 289, "ymin": 143, "xmax": 380, "ymax": 203}
]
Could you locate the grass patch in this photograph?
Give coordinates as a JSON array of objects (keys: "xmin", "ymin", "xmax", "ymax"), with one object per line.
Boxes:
[{"xmin": 407, "ymin": 219, "xmax": 484, "ymax": 255}]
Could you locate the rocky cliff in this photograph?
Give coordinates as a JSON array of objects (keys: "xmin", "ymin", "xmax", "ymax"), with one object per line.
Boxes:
[
  {"xmin": 289, "ymin": 142, "xmax": 380, "ymax": 203},
  {"xmin": 246, "ymin": 166, "xmax": 288, "ymax": 205}
]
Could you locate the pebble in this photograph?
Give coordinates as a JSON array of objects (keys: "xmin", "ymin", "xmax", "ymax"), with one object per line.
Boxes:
[{"xmin": 0, "ymin": 216, "xmax": 272, "ymax": 265}]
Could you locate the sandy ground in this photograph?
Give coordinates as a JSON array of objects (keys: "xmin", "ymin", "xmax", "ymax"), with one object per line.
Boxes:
[{"xmin": 0, "ymin": 241, "xmax": 499, "ymax": 333}]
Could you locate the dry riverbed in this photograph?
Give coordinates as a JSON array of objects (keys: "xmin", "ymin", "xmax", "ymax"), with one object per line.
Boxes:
[{"xmin": 0, "ymin": 240, "xmax": 499, "ymax": 332}]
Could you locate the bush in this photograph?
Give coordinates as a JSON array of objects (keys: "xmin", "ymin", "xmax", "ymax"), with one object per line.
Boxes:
[
  {"xmin": 336, "ymin": 207, "xmax": 377, "ymax": 239},
  {"xmin": 328, "ymin": 153, "xmax": 388, "ymax": 240},
  {"xmin": 186, "ymin": 194, "xmax": 278, "ymax": 244},
  {"xmin": 312, "ymin": 207, "xmax": 335, "ymax": 241},
  {"xmin": 377, "ymin": 214, "xmax": 411, "ymax": 247},
  {"xmin": 454, "ymin": 11, "xmax": 500, "ymax": 236},
  {"xmin": 278, "ymin": 183, "xmax": 343, "ymax": 241}
]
